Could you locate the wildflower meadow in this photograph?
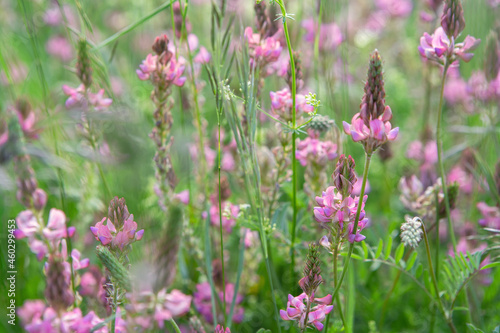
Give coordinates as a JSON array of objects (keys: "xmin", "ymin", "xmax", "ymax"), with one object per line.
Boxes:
[{"xmin": 2, "ymin": 0, "xmax": 500, "ymax": 332}]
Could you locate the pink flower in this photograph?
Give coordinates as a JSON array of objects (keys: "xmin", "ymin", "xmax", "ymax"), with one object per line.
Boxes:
[
  {"xmin": 18, "ymin": 300, "xmax": 46, "ymax": 325},
  {"xmin": 15, "ymin": 210, "xmax": 40, "ymax": 239},
  {"xmin": 175, "ymin": 190, "xmax": 190, "ymax": 205},
  {"xmin": 295, "ymin": 135, "xmax": 338, "ymax": 167},
  {"xmin": 42, "ymin": 208, "xmax": 67, "ymax": 242},
  {"xmin": 270, "ymin": 88, "xmax": 314, "ymax": 122},
  {"xmin": 418, "ymin": 27, "xmax": 480, "ymax": 65},
  {"xmin": 194, "ymin": 46, "xmax": 211, "ymax": 64},
  {"xmin": 90, "ymin": 215, "xmax": 144, "ymax": 250},
  {"xmin": 88, "ymin": 89, "xmax": 113, "ymax": 111},
  {"xmin": 210, "ymin": 201, "xmax": 240, "ymax": 233},
  {"xmin": 245, "ymin": 27, "xmax": 282, "ymax": 68},
  {"xmin": 136, "ymin": 53, "xmax": 187, "ymax": 87},
  {"xmin": 301, "ymin": 19, "xmax": 343, "ymax": 51},
  {"xmin": 375, "ymin": 0, "xmax": 413, "ymax": 18},
  {"xmin": 215, "ymin": 325, "xmax": 231, "ymax": 333},
  {"xmin": 280, "ymin": 293, "xmax": 333, "ymax": 331},
  {"xmin": 343, "ymin": 107, "xmax": 399, "ymax": 152},
  {"xmin": 194, "ymin": 282, "xmax": 244, "ymax": 324},
  {"xmin": 46, "ymin": 36, "xmax": 73, "ymax": 62},
  {"xmin": 314, "ymin": 186, "xmax": 369, "ymax": 243},
  {"xmin": 477, "ymin": 202, "xmax": 500, "ymax": 229},
  {"xmin": 448, "ymin": 166, "xmax": 473, "ymax": 194}
]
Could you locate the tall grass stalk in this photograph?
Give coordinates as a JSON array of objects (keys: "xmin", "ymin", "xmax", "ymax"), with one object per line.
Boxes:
[{"xmin": 274, "ymin": 0, "xmax": 299, "ymax": 287}]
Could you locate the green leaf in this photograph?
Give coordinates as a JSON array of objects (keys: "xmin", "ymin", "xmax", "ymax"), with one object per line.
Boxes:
[
  {"xmin": 384, "ymin": 235, "xmax": 393, "ymax": 260},
  {"xmin": 256, "ymin": 329, "xmax": 272, "ymax": 333},
  {"xmin": 375, "ymin": 239, "xmax": 383, "ymax": 259},
  {"xmin": 406, "ymin": 252, "xmax": 418, "ymax": 271},
  {"xmin": 362, "ymin": 241, "xmax": 368, "ymax": 260},
  {"xmin": 395, "ymin": 243, "xmax": 405, "ymax": 264},
  {"xmin": 481, "ymin": 262, "xmax": 500, "ymax": 270},
  {"xmin": 340, "ymin": 252, "xmax": 363, "ymax": 261},
  {"xmin": 466, "ymin": 323, "xmax": 485, "ymax": 333},
  {"xmin": 415, "ymin": 263, "xmax": 423, "ymax": 278}
]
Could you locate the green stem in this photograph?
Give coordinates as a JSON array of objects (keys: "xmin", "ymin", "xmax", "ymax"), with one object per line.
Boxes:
[
  {"xmin": 276, "ymin": 0, "xmax": 298, "ymax": 289},
  {"xmin": 436, "ymin": 62, "xmax": 457, "ymax": 252},
  {"xmin": 314, "ymin": 0, "xmax": 323, "ymax": 95},
  {"xmin": 422, "ymin": 223, "xmax": 457, "ymax": 333},
  {"xmin": 334, "ymin": 244, "xmax": 346, "ymax": 329},
  {"xmin": 217, "ymin": 101, "xmax": 227, "ymax": 323},
  {"xmin": 330, "ymin": 153, "xmax": 372, "ymax": 303},
  {"xmin": 169, "ymin": 318, "xmax": 182, "ymax": 333}
]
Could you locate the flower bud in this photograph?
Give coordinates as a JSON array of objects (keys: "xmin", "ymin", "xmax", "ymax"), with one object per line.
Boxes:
[
  {"xmin": 441, "ymin": 0, "xmax": 466, "ymax": 39},
  {"xmin": 32, "ymin": 188, "xmax": 47, "ymax": 211},
  {"xmin": 45, "ymin": 255, "xmax": 74, "ymax": 312},
  {"xmin": 77, "ymin": 39, "xmax": 92, "ymax": 88},
  {"xmin": 484, "ymin": 31, "xmax": 500, "ymax": 82},
  {"xmin": 400, "ymin": 216, "xmax": 423, "ymax": 248},
  {"xmin": 333, "ymin": 155, "xmax": 357, "ymax": 196}
]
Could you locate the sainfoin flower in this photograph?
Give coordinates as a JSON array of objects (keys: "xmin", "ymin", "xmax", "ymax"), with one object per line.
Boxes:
[
  {"xmin": 280, "ymin": 293, "xmax": 333, "ymax": 331},
  {"xmin": 91, "ymin": 197, "xmax": 144, "ymax": 250},
  {"xmin": 194, "ymin": 282, "xmax": 244, "ymax": 324},
  {"xmin": 245, "ymin": 26, "xmax": 282, "ymax": 68},
  {"xmin": 343, "ymin": 50, "xmax": 398, "ymax": 153},
  {"xmin": 295, "ymin": 133, "xmax": 338, "ymax": 167},
  {"xmin": 477, "ymin": 202, "xmax": 500, "ymax": 229},
  {"xmin": 418, "ymin": 27, "xmax": 480, "ymax": 65},
  {"xmin": 270, "ymin": 88, "xmax": 314, "ymax": 122},
  {"xmin": 314, "ymin": 155, "xmax": 369, "ymax": 243},
  {"xmin": 136, "ymin": 34, "xmax": 187, "ymax": 87},
  {"xmin": 215, "ymin": 325, "xmax": 231, "ymax": 333}
]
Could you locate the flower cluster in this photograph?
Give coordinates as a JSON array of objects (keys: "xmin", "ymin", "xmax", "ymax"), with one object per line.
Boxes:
[
  {"xmin": 127, "ymin": 289, "xmax": 191, "ymax": 330},
  {"xmin": 18, "ymin": 301, "xmax": 126, "ymax": 333},
  {"xmin": 418, "ymin": 0, "xmax": 480, "ymax": 66},
  {"xmin": 343, "ymin": 50, "xmax": 399, "ymax": 154},
  {"xmin": 245, "ymin": 26, "xmax": 282, "ymax": 69},
  {"xmin": 314, "ymin": 155, "xmax": 369, "ymax": 243},
  {"xmin": 209, "ymin": 200, "xmax": 240, "ymax": 233},
  {"xmin": 477, "ymin": 202, "xmax": 500, "ymax": 229},
  {"xmin": 295, "ymin": 132, "xmax": 338, "ymax": 167},
  {"xmin": 194, "ymin": 282, "xmax": 244, "ymax": 324},
  {"xmin": 90, "ymin": 197, "xmax": 144, "ymax": 251},
  {"xmin": 270, "ymin": 88, "xmax": 314, "ymax": 122},
  {"xmin": 281, "ymin": 243, "xmax": 333, "ymax": 331},
  {"xmin": 215, "ymin": 325, "xmax": 231, "ymax": 333},
  {"xmin": 301, "ymin": 19, "xmax": 343, "ymax": 51}
]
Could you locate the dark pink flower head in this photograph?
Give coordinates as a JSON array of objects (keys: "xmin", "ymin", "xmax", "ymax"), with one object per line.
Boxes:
[
  {"xmin": 215, "ymin": 325, "xmax": 231, "ymax": 333},
  {"xmin": 280, "ymin": 293, "xmax": 333, "ymax": 331},
  {"xmin": 270, "ymin": 88, "xmax": 314, "ymax": 122},
  {"xmin": 314, "ymin": 185, "xmax": 369, "ymax": 243},
  {"xmin": 245, "ymin": 27, "xmax": 282, "ymax": 68},
  {"xmin": 343, "ymin": 50, "xmax": 398, "ymax": 153},
  {"xmin": 418, "ymin": 27, "xmax": 480, "ymax": 65}
]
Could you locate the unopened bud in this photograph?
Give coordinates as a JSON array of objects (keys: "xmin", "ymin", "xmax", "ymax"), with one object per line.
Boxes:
[{"xmin": 401, "ymin": 216, "xmax": 423, "ymax": 248}]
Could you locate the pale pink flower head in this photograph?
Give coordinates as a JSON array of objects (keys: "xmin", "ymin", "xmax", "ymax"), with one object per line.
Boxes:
[
  {"xmin": 90, "ymin": 217, "xmax": 144, "ymax": 250},
  {"xmin": 280, "ymin": 293, "xmax": 333, "ymax": 331},
  {"xmin": 448, "ymin": 166, "xmax": 473, "ymax": 194},
  {"xmin": 301, "ymin": 19, "xmax": 343, "ymax": 51},
  {"xmin": 137, "ymin": 34, "xmax": 187, "ymax": 88},
  {"xmin": 295, "ymin": 136, "xmax": 338, "ymax": 167},
  {"xmin": 18, "ymin": 300, "xmax": 46, "ymax": 325},
  {"xmin": 42, "ymin": 208, "xmax": 68, "ymax": 242},
  {"xmin": 46, "ymin": 36, "xmax": 73, "ymax": 62},
  {"xmin": 418, "ymin": 27, "xmax": 480, "ymax": 65},
  {"xmin": 270, "ymin": 88, "xmax": 314, "ymax": 122},
  {"xmin": 375, "ymin": 0, "xmax": 413, "ymax": 18},
  {"xmin": 245, "ymin": 26, "xmax": 282, "ymax": 68},
  {"xmin": 209, "ymin": 201, "xmax": 240, "ymax": 233},
  {"xmin": 477, "ymin": 202, "xmax": 500, "ymax": 229},
  {"xmin": 194, "ymin": 282, "xmax": 244, "ymax": 324},
  {"xmin": 15, "ymin": 210, "xmax": 40, "ymax": 239}
]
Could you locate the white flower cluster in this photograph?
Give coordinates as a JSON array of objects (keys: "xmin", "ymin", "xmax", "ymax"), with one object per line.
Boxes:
[{"xmin": 400, "ymin": 216, "xmax": 423, "ymax": 248}]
